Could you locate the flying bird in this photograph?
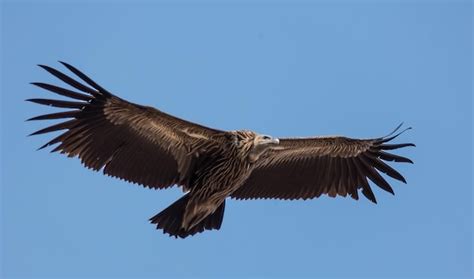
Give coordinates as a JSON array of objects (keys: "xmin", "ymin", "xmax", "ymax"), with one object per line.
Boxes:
[{"xmin": 27, "ymin": 62, "xmax": 415, "ymax": 238}]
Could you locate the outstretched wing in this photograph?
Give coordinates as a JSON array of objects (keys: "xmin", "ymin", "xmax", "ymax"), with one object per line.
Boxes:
[
  {"xmin": 231, "ymin": 125, "xmax": 414, "ymax": 203},
  {"xmin": 27, "ymin": 62, "xmax": 224, "ymax": 190}
]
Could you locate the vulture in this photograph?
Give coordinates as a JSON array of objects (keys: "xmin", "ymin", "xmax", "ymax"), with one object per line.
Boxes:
[{"xmin": 27, "ymin": 62, "xmax": 415, "ymax": 238}]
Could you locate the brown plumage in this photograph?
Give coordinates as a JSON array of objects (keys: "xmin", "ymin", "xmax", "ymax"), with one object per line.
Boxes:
[{"xmin": 27, "ymin": 62, "xmax": 415, "ymax": 238}]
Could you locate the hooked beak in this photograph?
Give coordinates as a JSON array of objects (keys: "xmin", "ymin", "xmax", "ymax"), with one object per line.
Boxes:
[{"xmin": 261, "ymin": 136, "xmax": 279, "ymax": 145}]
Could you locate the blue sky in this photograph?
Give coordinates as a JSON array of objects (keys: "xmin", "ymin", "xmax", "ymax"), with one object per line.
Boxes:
[{"xmin": 1, "ymin": 1, "xmax": 472, "ymax": 278}]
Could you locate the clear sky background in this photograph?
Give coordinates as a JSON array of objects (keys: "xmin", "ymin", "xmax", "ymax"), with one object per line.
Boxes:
[{"xmin": 1, "ymin": 1, "xmax": 472, "ymax": 278}]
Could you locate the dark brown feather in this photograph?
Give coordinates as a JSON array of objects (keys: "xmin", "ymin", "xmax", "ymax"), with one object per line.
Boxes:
[
  {"xmin": 364, "ymin": 154, "xmax": 407, "ymax": 183},
  {"xmin": 28, "ymin": 62, "xmax": 223, "ymax": 191},
  {"xmin": 37, "ymin": 64, "xmax": 101, "ymax": 97},
  {"xmin": 377, "ymin": 150, "xmax": 413, "ymax": 163},
  {"xmin": 379, "ymin": 143, "xmax": 416, "ymax": 150},
  {"xmin": 30, "ymin": 82, "xmax": 91, "ymax": 101},
  {"xmin": 232, "ymin": 126, "xmax": 414, "ymax": 203},
  {"xmin": 27, "ymin": 111, "xmax": 79, "ymax": 121},
  {"xmin": 358, "ymin": 155, "xmax": 394, "ymax": 195},
  {"xmin": 29, "ymin": 119, "xmax": 77, "ymax": 136},
  {"xmin": 59, "ymin": 61, "xmax": 111, "ymax": 94},
  {"xmin": 26, "ymin": 98, "xmax": 85, "ymax": 109}
]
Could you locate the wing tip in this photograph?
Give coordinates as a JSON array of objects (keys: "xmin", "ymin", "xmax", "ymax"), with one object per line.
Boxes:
[
  {"xmin": 37, "ymin": 64, "xmax": 49, "ymax": 70},
  {"xmin": 58, "ymin": 60, "xmax": 70, "ymax": 67},
  {"xmin": 380, "ymin": 123, "xmax": 413, "ymax": 141},
  {"xmin": 36, "ymin": 144, "xmax": 49, "ymax": 151},
  {"xmin": 28, "ymin": 131, "xmax": 40, "ymax": 137}
]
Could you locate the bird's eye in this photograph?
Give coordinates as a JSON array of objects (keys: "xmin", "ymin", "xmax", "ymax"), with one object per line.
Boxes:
[{"xmin": 262, "ymin": 135, "xmax": 271, "ymax": 140}]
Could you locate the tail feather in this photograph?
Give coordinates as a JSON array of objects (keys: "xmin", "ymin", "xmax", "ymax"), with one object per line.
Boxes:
[{"xmin": 149, "ymin": 195, "xmax": 225, "ymax": 238}]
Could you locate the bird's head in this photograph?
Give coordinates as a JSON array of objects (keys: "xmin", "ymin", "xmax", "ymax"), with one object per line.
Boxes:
[
  {"xmin": 231, "ymin": 130, "xmax": 280, "ymax": 162},
  {"xmin": 253, "ymin": 133, "xmax": 280, "ymax": 147}
]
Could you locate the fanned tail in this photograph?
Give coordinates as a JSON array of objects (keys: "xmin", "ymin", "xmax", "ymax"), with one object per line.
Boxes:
[{"xmin": 149, "ymin": 195, "xmax": 225, "ymax": 238}]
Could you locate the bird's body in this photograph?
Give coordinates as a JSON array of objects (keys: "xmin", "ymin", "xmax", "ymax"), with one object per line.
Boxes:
[
  {"xmin": 28, "ymin": 62, "xmax": 415, "ymax": 238},
  {"xmin": 151, "ymin": 130, "xmax": 278, "ymax": 236},
  {"xmin": 164, "ymin": 131, "xmax": 252, "ymax": 234}
]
